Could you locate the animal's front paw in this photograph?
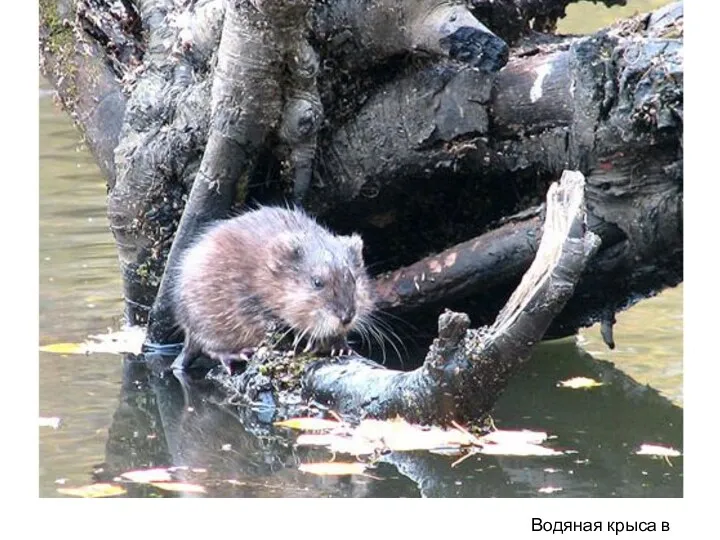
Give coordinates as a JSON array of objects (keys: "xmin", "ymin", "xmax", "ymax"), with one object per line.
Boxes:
[
  {"xmin": 325, "ymin": 336, "xmax": 355, "ymax": 358},
  {"xmin": 329, "ymin": 347, "xmax": 355, "ymax": 358}
]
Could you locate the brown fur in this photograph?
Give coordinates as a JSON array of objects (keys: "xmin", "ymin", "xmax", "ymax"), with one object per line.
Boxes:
[{"xmin": 172, "ymin": 207, "xmax": 374, "ymax": 364}]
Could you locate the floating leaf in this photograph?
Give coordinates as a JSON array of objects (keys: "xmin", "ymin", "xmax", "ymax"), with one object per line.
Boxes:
[
  {"xmin": 294, "ymin": 417, "xmax": 477, "ymax": 456},
  {"xmin": 557, "ymin": 377, "xmax": 604, "ymax": 389},
  {"xmin": 479, "ymin": 429, "xmax": 548, "ymax": 446},
  {"xmin": 39, "ymin": 343, "xmax": 87, "ymax": 355},
  {"xmin": 299, "ymin": 462, "xmax": 368, "ymax": 476},
  {"xmin": 57, "ymin": 483, "xmax": 126, "ymax": 498},
  {"xmin": 356, "ymin": 417, "xmax": 476, "ymax": 451},
  {"xmin": 274, "ymin": 418, "xmax": 341, "ymax": 431},
  {"xmin": 293, "ymin": 417, "xmax": 566, "ymax": 460},
  {"xmin": 40, "ymin": 327, "xmax": 146, "ymax": 357},
  {"xmin": 39, "ymin": 417, "xmax": 62, "ymax": 429},
  {"xmin": 296, "ymin": 433, "xmax": 378, "ymax": 456},
  {"xmin": 85, "ymin": 327, "xmax": 146, "ymax": 355},
  {"xmin": 479, "ymin": 429, "xmax": 562, "ymax": 457},
  {"xmin": 538, "ymin": 486, "xmax": 563, "ymax": 494},
  {"xmin": 635, "ymin": 444, "xmax": 681, "ymax": 457},
  {"xmin": 121, "ymin": 468, "xmax": 173, "ymax": 483},
  {"xmin": 479, "ymin": 443, "xmax": 563, "ymax": 457},
  {"xmin": 149, "ymin": 482, "xmax": 207, "ymax": 494}
]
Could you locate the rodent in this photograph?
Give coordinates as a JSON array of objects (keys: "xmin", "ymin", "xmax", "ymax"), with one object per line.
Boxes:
[{"xmin": 170, "ymin": 206, "xmax": 374, "ymax": 372}]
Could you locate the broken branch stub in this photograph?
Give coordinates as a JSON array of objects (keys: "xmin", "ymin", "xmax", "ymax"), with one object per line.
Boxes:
[{"xmin": 302, "ymin": 171, "xmax": 600, "ymax": 425}]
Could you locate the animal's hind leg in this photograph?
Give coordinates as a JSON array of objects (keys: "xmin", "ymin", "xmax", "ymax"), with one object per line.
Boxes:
[
  {"xmin": 170, "ymin": 337, "xmax": 206, "ymax": 409},
  {"xmin": 208, "ymin": 349, "xmax": 254, "ymax": 375},
  {"xmin": 171, "ymin": 336, "xmax": 204, "ymax": 372}
]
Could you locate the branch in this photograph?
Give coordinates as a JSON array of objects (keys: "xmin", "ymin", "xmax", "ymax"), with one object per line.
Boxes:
[{"xmin": 295, "ymin": 171, "xmax": 599, "ymax": 424}]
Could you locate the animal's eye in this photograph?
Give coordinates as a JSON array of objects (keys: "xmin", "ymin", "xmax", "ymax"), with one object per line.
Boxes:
[{"xmin": 312, "ymin": 277, "xmax": 325, "ymax": 289}]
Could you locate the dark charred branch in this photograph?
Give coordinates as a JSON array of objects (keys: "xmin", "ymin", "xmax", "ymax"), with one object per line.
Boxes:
[
  {"xmin": 367, "ymin": 199, "xmax": 674, "ymax": 342},
  {"xmin": 314, "ymin": 7, "xmax": 682, "ymax": 211},
  {"xmin": 373, "ymin": 215, "xmax": 543, "ymax": 314},
  {"xmin": 312, "ymin": 0, "xmax": 509, "ymax": 73}
]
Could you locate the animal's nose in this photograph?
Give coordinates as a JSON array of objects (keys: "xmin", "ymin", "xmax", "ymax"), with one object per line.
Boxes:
[{"xmin": 340, "ymin": 308, "xmax": 355, "ymax": 326}]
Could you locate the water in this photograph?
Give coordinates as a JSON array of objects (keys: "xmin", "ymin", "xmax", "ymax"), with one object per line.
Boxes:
[{"xmin": 39, "ymin": 0, "xmax": 682, "ymax": 497}]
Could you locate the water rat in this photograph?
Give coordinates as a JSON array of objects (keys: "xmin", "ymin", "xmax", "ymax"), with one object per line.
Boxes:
[{"xmin": 170, "ymin": 206, "xmax": 374, "ymax": 372}]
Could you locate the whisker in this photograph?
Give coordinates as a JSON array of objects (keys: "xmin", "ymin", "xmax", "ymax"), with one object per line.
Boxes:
[
  {"xmin": 275, "ymin": 325, "xmax": 296, "ymax": 346},
  {"xmin": 357, "ymin": 320, "xmax": 375, "ymax": 356},
  {"xmin": 294, "ymin": 327, "xmax": 310, "ymax": 354},
  {"xmin": 355, "ymin": 319, "xmax": 374, "ymax": 361},
  {"xmin": 365, "ymin": 315, "xmax": 407, "ymax": 367},
  {"xmin": 370, "ymin": 314, "xmax": 412, "ymax": 353},
  {"xmin": 373, "ymin": 308, "xmax": 419, "ymax": 333},
  {"xmin": 362, "ymin": 318, "xmax": 388, "ymax": 366}
]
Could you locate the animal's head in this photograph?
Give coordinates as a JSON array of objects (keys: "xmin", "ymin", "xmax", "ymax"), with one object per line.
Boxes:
[{"xmin": 268, "ymin": 231, "xmax": 374, "ymax": 344}]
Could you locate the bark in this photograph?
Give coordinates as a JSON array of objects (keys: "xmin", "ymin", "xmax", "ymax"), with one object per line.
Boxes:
[{"xmin": 39, "ymin": 0, "xmax": 138, "ymax": 186}]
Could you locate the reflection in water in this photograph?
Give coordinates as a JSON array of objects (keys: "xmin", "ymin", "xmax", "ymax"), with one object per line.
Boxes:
[
  {"xmin": 86, "ymin": 341, "xmax": 682, "ymax": 498},
  {"xmin": 39, "ymin": 0, "xmax": 681, "ymax": 497},
  {"xmin": 580, "ymin": 287, "xmax": 683, "ymax": 406}
]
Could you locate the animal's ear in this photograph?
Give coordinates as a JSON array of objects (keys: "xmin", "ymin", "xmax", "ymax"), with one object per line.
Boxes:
[
  {"xmin": 343, "ymin": 233, "xmax": 364, "ymax": 266},
  {"xmin": 272, "ymin": 233, "xmax": 303, "ymax": 263}
]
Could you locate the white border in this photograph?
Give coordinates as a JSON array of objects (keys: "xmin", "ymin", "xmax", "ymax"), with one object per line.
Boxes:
[{"xmin": 1, "ymin": 0, "xmax": 713, "ymax": 537}]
